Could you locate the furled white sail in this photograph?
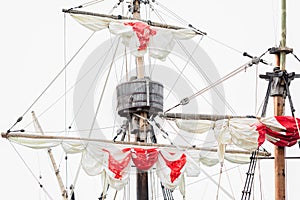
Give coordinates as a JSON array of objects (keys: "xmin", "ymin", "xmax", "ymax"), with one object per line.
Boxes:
[
  {"xmin": 175, "ymin": 116, "xmax": 300, "ymax": 162},
  {"xmin": 5, "ymin": 131, "xmax": 260, "ymax": 191},
  {"xmin": 70, "ymin": 14, "xmax": 196, "ymax": 60}
]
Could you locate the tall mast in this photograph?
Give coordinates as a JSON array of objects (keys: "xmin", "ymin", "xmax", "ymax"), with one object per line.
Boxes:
[
  {"xmin": 133, "ymin": 1, "xmax": 149, "ymax": 200},
  {"xmin": 274, "ymin": 0, "xmax": 286, "ymax": 199}
]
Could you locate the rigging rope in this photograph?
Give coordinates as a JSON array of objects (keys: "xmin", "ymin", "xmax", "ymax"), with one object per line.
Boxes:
[
  {"xmin": 154, "ymin": 1, "xmax": 188, "ymax": 25},
  {"xmin": 164, "ymin": 37, "xmax": 203, "ymax": 101},
  {"xmin": 176, "ymin": 39, "xmax": 237, "ymax": 115},
  {"xmin": 8, "ymin": 32, "xmax": 95, "ymax": 133},
  {"xmin": 165, "ymin": 49, "xmax": 270, "ymax": 114},
  {"xmin": 216, "ymin": 165, "xmax": 223, "ymax": 200},
  {"xmin": 9, "ymin": 142, "xmax": 55, "ymax": 200},
  {"xmin": 292, "ymin": 52, "xmax": 300, "ymax": 63},
  {"xmin": 224, "ymin": 164, "xmax": 236, "ymax": 200},
  {"xmin": 206, "ymin": 35, "xmax": 244, "ymax": 55},
  {"xmin": 164, "ymin": 61, "xmax": 253, "ymax": 113},
  {"xmin": 22, "ymin": 36, "xmax": 118, "ymax": 131},
  {"xmin": 68, "ymin": 36, "xmax": 120, "ymax": 130},
  {"xmin": 166, "ymin": 57, "xmax": 222, "ymax": 114},
  {"xmin": 86, "ymin": 37, "xmax": 121, "ymax": 141}
]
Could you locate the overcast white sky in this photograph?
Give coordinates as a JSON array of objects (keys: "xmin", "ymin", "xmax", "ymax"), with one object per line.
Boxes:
[{"xmin": 1, "ymin": 0, "xmax": 300, "ymax": 199}]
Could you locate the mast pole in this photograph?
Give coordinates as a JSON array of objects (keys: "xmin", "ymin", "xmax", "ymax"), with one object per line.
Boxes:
[
  {"xmin": 274, "ymin": 0, "xmax": 286, "ymax": 199},
  {"xmin": 133, "ymin": 1, "xmax": 149, "ymax": 200}
]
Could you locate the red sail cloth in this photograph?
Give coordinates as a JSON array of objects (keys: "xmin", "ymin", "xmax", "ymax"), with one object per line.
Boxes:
[
  {"xmin": 160, "ymin": 153, "xmax": 186, "ymax": 183},
  {"xmin": 131, "ymin": 148, "xmax": 159, "ymax": 170},
  {"xmin": 103, "ymin": 148, "xmax": 131, "ymax": 179},
  {"xmin": 256, "ymin": 116, "xmax": 300, "ymax": 147},
  {"xmin": 124, "ymin": 22, "xmax": 157, "ymax": 50}
]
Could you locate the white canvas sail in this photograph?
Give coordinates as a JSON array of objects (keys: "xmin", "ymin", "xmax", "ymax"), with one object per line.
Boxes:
[{"xmin": 70, "ymin": 13, "xmax": 196, "ymax": 60}]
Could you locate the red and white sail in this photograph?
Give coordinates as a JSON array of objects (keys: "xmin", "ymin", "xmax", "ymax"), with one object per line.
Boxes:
[
  {"xmin": 71, "ymin": 14, "xmax": 196, "ymax": 60},
  {"xmin": 6, "ymin": 115, "xmax": 299, "ymax": 191}
]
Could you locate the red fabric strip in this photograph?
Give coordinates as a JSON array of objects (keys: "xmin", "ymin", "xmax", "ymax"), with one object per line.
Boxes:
[
  {"xmin": 124, "ymin": 22, "xmax": 156, "ymax": 50},
  {"xmin": 103, "ymin": 148, "xmax": 131, "ymax": 179},
  {"xmin": 132, "ymin": 148, "xmax": 158, "ymax": 170},
  {"xmin": 160, "ymin": 152, "xmax": 186, "ymax": 183}
]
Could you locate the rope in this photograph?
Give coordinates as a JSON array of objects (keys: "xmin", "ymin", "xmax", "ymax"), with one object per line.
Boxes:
[
  {"xmin": 9, "ymin": 142, "xmax": 55, "ymax": 200},
  {"xmin": 67, "ymin": 0, "xmax": 105, "ymax": 10},
  {"xmin": 69, "ymin": 157, "xmax": 82, "ymax": 198},
  {"xmin": 255, "ymin": 65, "xmax": 259, "ymax": 115},
  {"xmin": 164, "ymin": 61, "xmax": 253, "ymax": 113},
  {"xmin": 258, "ymin": 160, "xmax": 263, "ymax": 200},
  {"xmin": 164, "ymin": 37, "xmax": 203, "ymax": 101},
  {"xmin": 86, "ymin": 37, "xmax": 121, "ymax": 141},
  {"xmin": 206, "ymin": 35, "xmax": 244, "ymax": 55},
  {"xmin": 154, "ymin": 1, "xmax": 189, "ymax": 25},
  {"xmin": 68, "ymin": 36, "xmax": 120, "ymax": 129},
  {"xmin": 176, "ymin": 39, "xmax": 237, "ymax": 115},
  {"xmin": 22, "ymin": 35, "xmax": 118, "ymax": 130},
  {"xmin": 271, "ymin": 0, "xmax": 279, "ymax": 46},
  {"xmin": 292, "ymin": 52, "xmax": 300, "ymax": 63},
  {"xmin": 165, "ymin": 47, "xmax": 270, "ymax": 114},
  {"xmin": 166, "ymin": 55, "xmax": 222, "ymax": 113},
  {"xmin": 216, "ymin": 165, "xmax": 223, "ymax": 200},
  {"xmin": 8, "ymin": 32, "xmax": 95, "ymax": 132},
  {"xmin": 223, "ymin": 164, "xmax": 236, "ymax": 200},
  {"xmin": 64, "ymin": 13, "xmax": 68, "ymax": 138}
]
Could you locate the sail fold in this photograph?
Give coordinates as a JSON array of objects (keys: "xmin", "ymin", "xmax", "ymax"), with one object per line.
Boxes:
[
  {"xmin": 70, "ymin": 14, "xmax": 196, "ymax": 60},
  {"xmin": 8, "ymin": 115, "xmax": 298, "ymax": 191},
  {"xmin": 175, "ymin": 116, "xmax": 300, "ymax": 152}
]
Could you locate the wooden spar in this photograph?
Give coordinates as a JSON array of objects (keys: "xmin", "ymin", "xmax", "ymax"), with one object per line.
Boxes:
[
  {"xmin": 274, "ymin": 1, "xmax": 287, "ymax": 199},
  {"xmin": 62, "ymin": 9, "xmax": 206, "ymax": 35},
  {"xmin": 31, "ymin": 112, "xmax": 68, "ymax": 200},
  {"xmin": 1, "ymin": 132, "xmax": 271, "ymax": 156},
  {"xmin": 162, "ymin": 113, "xmax": 258, "ymax": 121}
]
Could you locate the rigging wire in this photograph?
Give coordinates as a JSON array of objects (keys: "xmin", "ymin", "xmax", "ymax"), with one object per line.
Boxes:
[
  {"xmin": 63, "ymin": 15, "xmax": 69, "ymax": 194},
  {"xmin": 224, "ymin": 164, "xmax": 236, "ymax": 200},
  {"xmin": 69, "ymin": 157, "xmax": 82, "ymax": 198},
  {"xmin": 257, "ymin": 160, "xmax": 264, "ymax": 200},
  {"xmin": 165, "ymin": 49, "xmax": 270, "ymax": 114},
  {"xmin": 68, "ymin": 0, "xmax": 105, "ymax": 10},
  {"xmin": 205, "ymin": 35, "xmax": 244, "ymax": 55},
  {"xmin": 22, "ymin": 36, "xmax": 118, "ymax": 130},
  {"xmin": 164, "ymin": 37, "xmax": 203, "ymax": 101},
  {"xmin": 176, "ymin": 39, "xmax": 237, "ymax": 115},
  {"xmin": 216, "ymin": 165, "xmax": 223, "ymax": 200},
  {"xmin": 154, "ymin": 0, "xmax": 247, "ymax": 57},
  {"xmin": 86, "ymin": 37, "xmax": 121, "ymax": 141},
  {"xmin": 271, "ymin": 0, "xmax": 279, "ymax": 46},
  {"xmin": 166, "ymin": 56, "xmax": 218, "ymax": 112},
  {"xmin": 164, "ymin": 61, "xmax": 252, "ymax": 113},
  {"xmin": 154, "ymin": 1, "xmax": 189, "ymax": 25},
  {"xmin": 64, "ymin": 13, "xmax": 67, "ymax": 136},
  {"xmin": 255, "ymin": 64, "xmax": 259, "ymax": 115},
  {"xmin": 67, "ymin": 36, "xmax": 120, "ymax": 129},
  {"xmin": 8, "ymin": 32, "xmax": 95, "ymax": 132},
  {"xmin": 9, "ymin": 142, "xmax": 55, "ymax": 200},
  {"xmin": 291, "ymin": 52, "xmax": 300, "ymax": 63}
]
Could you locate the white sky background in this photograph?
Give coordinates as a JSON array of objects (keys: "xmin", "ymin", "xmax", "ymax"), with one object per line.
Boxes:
[{"xmin": 1, "ymin": 0, "xmax": 300, "ymax": 199}]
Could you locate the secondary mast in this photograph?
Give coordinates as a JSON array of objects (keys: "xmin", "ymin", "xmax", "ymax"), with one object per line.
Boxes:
[{"xmin": 274, "ymin": 0, "xmax": 287, "ymax": 199}]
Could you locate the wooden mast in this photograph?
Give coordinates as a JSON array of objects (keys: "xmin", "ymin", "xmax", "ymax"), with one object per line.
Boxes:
[
  {"xmin": 274, "ymin": 0, "xmax": 286, "ymax": 199},
  {"xmin": 132, "ymin": 1, "xmax": 149, "ymax": 199}
]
